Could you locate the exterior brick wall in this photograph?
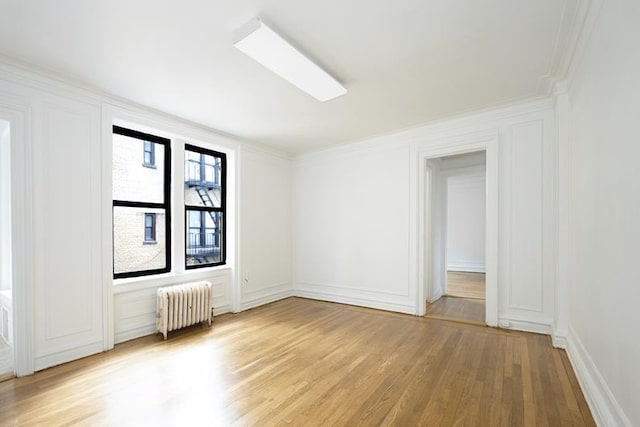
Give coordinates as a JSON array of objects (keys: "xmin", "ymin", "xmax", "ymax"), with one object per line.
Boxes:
[
  {"xmin": 113, "ymin": 134, "xmax": 167, "ymax": 274},
  {"xmin": 112, "ymin": 133, "xmax": 224, "ymax": 274}
]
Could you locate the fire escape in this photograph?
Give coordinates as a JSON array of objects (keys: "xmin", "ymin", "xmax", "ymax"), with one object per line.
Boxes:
[{"xmin": 185, "ymin": 154, "xmax": 221, "ymax": 263}]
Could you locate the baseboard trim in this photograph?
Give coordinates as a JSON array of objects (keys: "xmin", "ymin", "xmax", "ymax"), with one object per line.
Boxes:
[
  {"xmin": 213, "ymin": 304, "xmax": 232, "ymax": 316},
  {"xmin": 241, "ymin": 290, "xmax": 294, "ymax": 311},
  {"xmin": 114, "ymin": 304, "xmax": 232, "ymax": 345},
  {"xmin": 114, "ymin": 325, "xmax": 156, "ymax": 345},
  {"xmin": 34, "ymin": 341, "xmax": 104, "ymax": 372},
  {"xmin": 447, "ymin": 263, "xmax": 486, "ymax": 273},
  {"xmin": 294, "ymin": 290, "xmax": 415, "ymax": 315},
  {"xmin": 427, "ymin": 288, "xmax": 444, "ymax": 303},
  {"xmin": 498, "ymin": 316, "xmax": 553, "ymax": 335},
  {"xmin": 552, "ymin": 334, "xmax": 567, "ymax": 349},
  {"xmin": 567, "ymin": 328, "xmax": 632, "ymax": 427}
]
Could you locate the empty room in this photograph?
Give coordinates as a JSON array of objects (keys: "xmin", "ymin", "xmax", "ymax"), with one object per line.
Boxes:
[{"xmin": 0, "ymin": 0, "xmax": 638, "ymax": 426}]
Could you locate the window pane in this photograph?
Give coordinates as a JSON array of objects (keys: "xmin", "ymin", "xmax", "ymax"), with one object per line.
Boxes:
[
  {"xmin": 184, "ymin": 149, "xmax": 222, "ymax": 208},
  {"xmin": 114, "ymin": 207, "xmax": 166, "ymax": 274},
  {"xmin": 186, "ymin": 210, "xmax": 222, "ymax": 267},
  {"xmin": 113, "ymin": 133, "xmax": 165, "ymax": 203}
]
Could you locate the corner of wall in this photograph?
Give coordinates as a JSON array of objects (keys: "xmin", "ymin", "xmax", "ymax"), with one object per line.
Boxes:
[{"xmin": 566, "ymin": 328, "xmax": 632, "ymax": 427}]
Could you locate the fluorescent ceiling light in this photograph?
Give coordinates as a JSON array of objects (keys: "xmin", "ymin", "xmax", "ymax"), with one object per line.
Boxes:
[{"xmin": 234, "ymin": 18, "xmax": 347, "ymax": 102}]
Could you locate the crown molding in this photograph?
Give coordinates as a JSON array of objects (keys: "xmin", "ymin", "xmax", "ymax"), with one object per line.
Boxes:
[
  {"xmin": 295, "ymin": 96, "xmax": 553, "ymax": 163},
  {"xmin": 0, "ymin": 54, "xmax": 294, "ymax": 157},
  {"xmin": 564, "ymin": 0, "xmax": 605, "ymax": 86}
]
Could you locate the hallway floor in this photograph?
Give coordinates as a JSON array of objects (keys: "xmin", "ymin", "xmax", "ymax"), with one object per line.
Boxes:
[
  {"xmin": 425, "ymin": 296, "xmax": 486, "ymax": 325},
  {"xmin": 447, "ymin": 271, "xmax": 485, "ymax": 299},
  {"xmin": 425, "ymin": 271, "xmax": 486, "ymax": 325}
]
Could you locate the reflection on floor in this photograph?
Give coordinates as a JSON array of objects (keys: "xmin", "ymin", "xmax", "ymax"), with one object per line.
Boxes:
[
  {"xmin": 0, "ymin": 339, "xmax": 12, "ymax": 381},
  {"xmin": 425, "ymin": 271, "xmax": 486, "ymax": 325},
  {"xmin": 447, "ymin": 271, "xmax": 485, "ymax": 299}
]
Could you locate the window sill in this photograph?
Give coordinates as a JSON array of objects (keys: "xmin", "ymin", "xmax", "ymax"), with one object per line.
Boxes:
[
  {"xmin": 142, "ymin": 163, "xmax": 157, "ymax": 169},
  {"xmin": 142, "ymin": 240, "xmax": 157, "ymax": 245},
  {"xmin": 113, "ymin": 265, "xmax": 231, "ymax": 295}
]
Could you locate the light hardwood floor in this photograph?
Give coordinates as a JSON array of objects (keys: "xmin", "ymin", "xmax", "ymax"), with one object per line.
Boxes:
[
  {"xmin": 447, "ymin": 271, "xmax": 486, "ymax": 300},
  {"xmin": 0, "ymin": 298, "xmax": 593, "ymax": 426},
  {"xmin": 425, "ymin": 272, "xmax": 487, "ymax": 325},
  {"xmin": 425, "ymin": 296, "xmax": 486, "ymax": 326}
]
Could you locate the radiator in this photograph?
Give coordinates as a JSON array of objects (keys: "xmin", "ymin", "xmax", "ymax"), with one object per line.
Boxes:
[{"xmin": 156, "ymin": 281, "xmax": 213, "ymax": 339}]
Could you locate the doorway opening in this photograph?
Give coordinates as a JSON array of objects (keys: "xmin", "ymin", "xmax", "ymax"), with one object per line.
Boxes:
[
  {"xmin": 424, "ymin": 150, "xmax": 486, "ymax": 326},
  {"xmin": 0, "ymin": 119, "xmax": 13, "ymax": 380}
]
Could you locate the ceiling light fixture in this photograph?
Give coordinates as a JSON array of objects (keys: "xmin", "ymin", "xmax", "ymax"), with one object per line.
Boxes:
[{"xmin": 233, "ymin": 18, "xmax": 347, "ymax": 102}]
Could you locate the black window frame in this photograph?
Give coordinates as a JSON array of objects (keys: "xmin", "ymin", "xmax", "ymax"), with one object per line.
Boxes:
[
  {"xmin": 113, "ymin": 125, "xmax": 172, "ymax": 279},
  {"xmin": 143, "ymin": 140, "xmax": 156, "ymax": 167},
  {"xmin": 144, "ymin": 213, "xmax": 156, "ymax": 243},
  {"xmin": 184, "ymin": 144, "xmax": 226, "ymax": 269}
]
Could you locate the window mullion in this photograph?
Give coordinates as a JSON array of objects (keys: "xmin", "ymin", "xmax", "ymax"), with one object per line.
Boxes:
[{"xmin": 173, "ymin": 139, "xmax": 186, "ymax": 274}]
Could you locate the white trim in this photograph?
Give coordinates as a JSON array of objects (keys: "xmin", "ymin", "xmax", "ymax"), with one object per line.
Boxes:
[
  {"xmin": 411, "ymin": 132, "xmax": 499, "ymax": 326},
  {"xmin": 295, "ymin": 290, "xmax": 415, "ymax": 315},
  {"xmin": 297, "ymin": 281, "xmax": 410, "ymax": 298},
  {"xmin": 113, "ymin": 267, "xmax": 232, "ymax": 294},
  {"xmin": 0, "ymin": 99, "xmax": 34, "ymax": 377},
  {"xmin": 565, "ymin": 0, "xmax": 605, "ymax": 86},
  {"xmin": 235, "ymin": 145, "xmax": 244, "ymax": 313},
  {"xmin": 537, "ymin": 0, "xmax": 593, "ymax": 94},
  {"xmin": 553, "ymin": 81, "xmax": 570, "ymax": 348},
  {"xmin": 0, "ymin": 55, "xmax": 259, "ymax": 150},
  {"xmin": 241, "ymin": 290, "xmax": 294, "ymax": 311},
  {"xmin": 551, "ymin": 334, "xmax": 567, "ymax": 349},
  {"xmin": 567, "ymin": 328, "xmax": 633, "ymax": 427},
  {"xmin": 296, "ymin": 98, "xmax": 553, "ymax": 163},
  {"xmin": 114, "ymin": 325, "xmax": 157, "ymax": 345},
  {"xmin": 447, "ymin": 262, "xmax": 486, "ymax": 273},
  {"xmin": 100, "ymin": 105, "xmax": 114, "ymax": 352},
  {"xmin": 113, "ymin": 303, "xmax": 232, "ymax": 344},
  {"xmin": 35, "ymin": 341, "xmax": 103, "ymax": 372},
  {"xmin": 498, "ymin": 316, "xmax": 553, "ymax": 335}
]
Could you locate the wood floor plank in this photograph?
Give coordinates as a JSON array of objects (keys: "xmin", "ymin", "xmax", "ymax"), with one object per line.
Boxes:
[
  {"xmin": 0, "ymin": 298, "xmax": 594, "ymax": 426},
  {"xmin": 425, "ymin": 296, "xmax": 486, "ymax": 325},
  {"xmin": 447, "ymin": 272, "xmax": 486, "ymax": 299}
]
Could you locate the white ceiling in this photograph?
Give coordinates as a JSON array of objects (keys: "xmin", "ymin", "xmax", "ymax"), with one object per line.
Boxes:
[{"xmin": 0, "ymin": 0, "xmax": 579, "ymax": 153}]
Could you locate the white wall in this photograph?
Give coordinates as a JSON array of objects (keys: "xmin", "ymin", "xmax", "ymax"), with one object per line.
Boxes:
[
  {"xmin": 113, "ymin": 143, "xmax": 294, "ymax": 344},
  {"xmin": 107, "ymin": 113, "xmax": 240, "ymax": 345},
  {"xmin": 0, "ymin": 62, "xmax": 293, "ymax": 371},
  {"xmin": 294, "ymin": 99, "xmax": 558, "ymax": 333},
  {"xmin": 0, "ymin": 76, "xmax": 105, "ymax": 371},
  {"xmin": 565, "ymin": 0, "xmax": 639, "ymax": 425},
  {"xmin": 0, "ymin": 120, "xmax": 10, "ymax": 291},
  {"xmin": 240, "ymin": 146, "xmax": 293, "ymax": 310},
  {"xmin": 444, "ymin": 156, "xmax": 486, "ymax": 273},
  {"xmin": 294, "ymin": 143, "xmax": 414, "ymax": 313}
]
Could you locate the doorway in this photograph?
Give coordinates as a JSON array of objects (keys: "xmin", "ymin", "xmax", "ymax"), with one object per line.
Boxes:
[
  {"xmin": 0, "ymin": 119, "xmax": 13, "ymax": 380},
  {"xmin": 424, "ymin": 151, "xmax": 487, "ymax": 325}
]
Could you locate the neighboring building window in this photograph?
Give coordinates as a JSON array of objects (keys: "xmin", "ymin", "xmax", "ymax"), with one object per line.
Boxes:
[
  {"xmin": 144, "ymin": 213, "xmax": 156, "ymax": 243},
  {"xmin": 184, "ymin": 144, "xmax": 226, "ymax": 268},
  {"xmin": 112, "ymin": 126, "xmax": 171, "ymax": 278},
  {"xmin": 143, "ymin": 140, "xmax": 155, "ymax": 167}
]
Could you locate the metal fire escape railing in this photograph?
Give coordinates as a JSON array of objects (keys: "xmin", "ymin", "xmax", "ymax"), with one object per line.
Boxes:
[{"xmin": 185, "ymin": 157, "xmax": 222, "ymax": 261}]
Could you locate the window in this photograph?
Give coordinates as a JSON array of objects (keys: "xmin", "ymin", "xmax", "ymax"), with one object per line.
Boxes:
[
  {"xmin": 144, "ymin": 213, "xmax": 156, "ymax": 243},
  {"xmin": 143, "ymin": 140, "xmax": 155, "ymax": 167},
  {"xmin": 184, "ymin": 144, "xmax": 226, "ymax": 268},
  {"xmin": 112, "ymin": 126, "xmax": 171, "ymax": 278}
]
